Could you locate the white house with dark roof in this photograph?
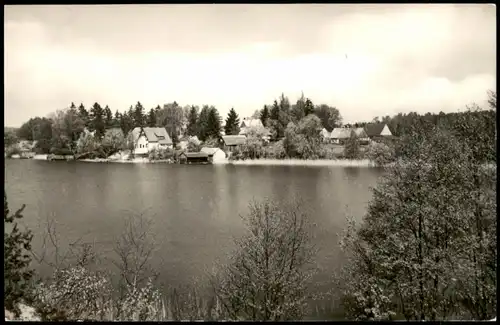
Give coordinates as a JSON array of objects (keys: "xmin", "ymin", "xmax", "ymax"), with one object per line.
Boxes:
[{"xmin": 129, "ymin": 127, "xmax": 173, "ymax": 156}]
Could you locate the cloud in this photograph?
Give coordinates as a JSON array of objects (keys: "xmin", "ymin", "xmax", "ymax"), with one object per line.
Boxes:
[{"xmin": 4, "ymin": 4, "xmax": 496, "ymax": 127}]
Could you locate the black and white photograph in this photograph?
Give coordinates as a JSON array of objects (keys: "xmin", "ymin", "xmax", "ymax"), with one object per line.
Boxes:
[{"xmin": 4, "ymin": 4, "xmax": 497, "ymax": 321}]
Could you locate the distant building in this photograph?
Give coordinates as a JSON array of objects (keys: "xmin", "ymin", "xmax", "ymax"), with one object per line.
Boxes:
[
  {"xmin": 222, "ymin": 135, "xmax": 246, "ymax": 153},
  {"xmin": 129, "ymin": 127, "xmax": 173, "ymax": 156},
  {"xmin": 329, "ymin": 128, "xmax": 352, "ymax": 144},
  {"xmin": 320, "ymin": 128, "xmax": 331, "ymax": 143},
  {"xmin": 178, "ymin": 151, "xmax": 210, "ymax": 164},
  {"xmin": 364, "ymin": 123, "xmax": 393, "ymax": 140},
  {"xmin": 329, "ymin": 127, "xmax": 368, "ymax": 144},
  {"xmin": 200, "ymin": 147, "xmax": 226, "ymax": 163}
]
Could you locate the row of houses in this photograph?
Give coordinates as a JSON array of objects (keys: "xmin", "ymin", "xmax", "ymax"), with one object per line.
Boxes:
[
  {"xmin": 127, "ymin": 121, "xmax": 393, "ymax": 157},
  {"xmin": 321, "ymin": 123, "xmax": 393, "ymax": 144}
]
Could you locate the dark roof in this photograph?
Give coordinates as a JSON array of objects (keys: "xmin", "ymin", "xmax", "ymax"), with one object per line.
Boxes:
[
  {"xmin": 222, "ymin": 135, "xmax": 246, "ymax": 146},
  {"xmin": 364, "ymin": 123, "xmax": 388, "ymax": 137},
  {"xmin": 180, "ymin": 152, "xmax": 209, "ymax": 158}
]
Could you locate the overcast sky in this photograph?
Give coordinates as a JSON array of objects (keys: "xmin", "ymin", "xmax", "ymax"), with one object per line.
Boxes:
[{"xmin": 4, "ymin": 4, "xmax": 496, "ymax": 127}]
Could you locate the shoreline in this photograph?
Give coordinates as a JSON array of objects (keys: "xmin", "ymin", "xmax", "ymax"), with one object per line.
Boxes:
[{"xmin": 228, "ymin": 158, "xmax": 377, "ymax": 167}]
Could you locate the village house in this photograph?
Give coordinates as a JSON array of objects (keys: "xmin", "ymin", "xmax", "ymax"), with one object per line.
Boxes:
[
  {"xmin": 320, "ymin": 128, "xmax": 331, "ymax": 143},
  {"xmin": 200, "ymin": 147, "xmax": 227, "ymax": 163},
  {"xmin": 129, "ymin": 127, "xmax": 173, "ymax": 156},
  {"xmin": 221, "ymin": 135, "xmax": 246, "ymax": 153},
  {"xmin": 364, "ymin": 123, "xmax": 393, "ymax": 141},
  {"xmin": 239, "ymin": 118, "xmax": 271, "ymax": 141},
  {"xmin": 329, "ymin": 127, "xmax": 368, "ymax": 144}
]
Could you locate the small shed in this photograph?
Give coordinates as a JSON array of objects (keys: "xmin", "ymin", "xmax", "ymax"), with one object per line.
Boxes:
[
  {"xmin": 178, "ymin": 152, "xmax": 210, "ymax": 164},
  {"xmin": 200, "ymin": 147, "xmax": 227, "ymax": 163}
]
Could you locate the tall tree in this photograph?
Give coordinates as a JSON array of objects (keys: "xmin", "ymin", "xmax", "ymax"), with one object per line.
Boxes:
[
  {"xmin": 146, "ymin": 108, "xmax": 156, "ymax": 127},
  {"xmin": 260, "ymin": 105, "xmax": 270, "ymax": 127},
  {"xmin": 304, "ymin": 98, "xmax": 314, "ymax": 116},
  {"xmin": 89, "ymin": 102, "xmax": 105, "ymax": 139},
  {"xmin": 113, "ymin": 110, "xmax": 121, "ymax": 128},
  {"xmin": 78, "ymin": 103, "xmax": 90, "ymax": 129},
  {"xmin": 119, "ymin": 110, "xmax": 134, "ymax": 137},
  {"xmin": 251, "ymin": 109, "xmax": 261, "ymax": 119},
  {"xmin": 270, "ymin": 100, "xmax": 280, "ymax": 120},
  {"xmin": 224, "ymin": 108, "xmax": 241, "ymax": 135},
  {"xmin": 133, "ymin": 102, "xmax": 145, "ymax": 127},
  {"xmin": 186, "ymin": 105, "xmax": 199, "ymax": 137},
  {"xmin": 104, "ymin": 105, "xmax": 113, "ymax": 129},
  {"xmin": 291, "ymin": 92, "xmax": 306, "ymax": 122},
  {"xmin": 197, "ymin": 105, "xmax": 211, "ymax": 141},
  {"xmin": 206, "ymin": 107, "xmax": 222, "ymax": 140},
  {"xmin": 160, "ymin": 102, "xmax": 184, "ymax": 146}
]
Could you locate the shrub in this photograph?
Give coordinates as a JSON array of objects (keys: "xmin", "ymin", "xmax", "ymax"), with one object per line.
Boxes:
[
  {"xmin": 5, "ymin": 144, "xmax": 22, "ymax": 158},
  {"xmin": 364, "ymin": 142, "xmax": 395, "ymax": 166},
  {"xmin": 33, "ymin": 266, "xmax": 112, "ymax": 321},
  {"xmin": 148, "ymin": 148, "xmax": 175, "ymax": 161},
  {"xmin": 4, "ymin": 192, "xmax": 34, "ymax": 317},
  {"xmin": 343, "ymin": 131, "xmax": 360, "ymax": 159}
]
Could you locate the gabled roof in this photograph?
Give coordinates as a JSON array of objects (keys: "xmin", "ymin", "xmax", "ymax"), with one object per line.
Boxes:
[
  {"xmin": 352, "ymin": 127, "xmax": 368, "ymax": 138},
  {"xmin": 364, "ymin": 123, "xmax": 388, "ymax": 137},
  {"xmin": 240, "ymin": 119, "xmax": 263, "ymax": 128},
  {"xmin": 222, "ymin": 135, "xmax": 247, "ymax": 146},
  {"xmin": 200, "ymin": 147, "xmax": 222, "ymax": 156},
  {"xmin": 330, "ymin": 128, "xmax": 352, "ymax": 139},
  {"xmin": 131, "ymin": 127, "xmax": 173, "ymax": 145}
]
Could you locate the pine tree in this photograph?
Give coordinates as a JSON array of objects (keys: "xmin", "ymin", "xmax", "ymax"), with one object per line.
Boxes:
[
  {"xmin": 270, "ymin": 100, "xmax": 280, "ymax": 120},
  {"xmin": 133, "ymin": 102, "xmax": 145, "ymax": 127},
  {"xmin": 89, "ymin": 102, "xmax": 105, "ymax": 139},
  {"xmin": 186, "ymin": 106, "xmax": 199, "ymax": 136},
  {"xmin": 197, "ymin": 105, "xmax": 211, "ymax": 141},
  {"xmin": 119, "ymin": 110, "xmax": 134, "ymax": 137},
  {"xmin": 4, "ymin": 192, "xmax": 34, "ymax": 317},
  {"xmin": 224, "ymin": 108, "xmax": 241, "ymax": 135},
  {"xmin": 260, "ymin": 105, "xmax": 270, "ymax": 127},
  {"xmin": 113, "ymin": 110, "xmax": 121, "ymax": 128},
  {"xmin": 206, "ymin": 107, "xmax": 222, "ymax": 140},
  {"xmin": 78, "ymin": 103, "xmax": 90, "ymax": 129},
  {"xmin": 70, "ymin": 102, "xmax": 76, "ymax": 109},
  {"xmin": 104, "ymin": 105, "xmax": 113, "ymax": 129},
  {"xmin": 146, "ymin": 108, "xmax": 156, "ymax": 127},
  {"xmin": 304, "ymin": 98, "xmax": 314, "ymax": 116}
]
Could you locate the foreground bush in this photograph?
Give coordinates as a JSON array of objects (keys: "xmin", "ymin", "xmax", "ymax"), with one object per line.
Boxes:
[
  {"xmin": 4, "ymin": 193, "xmax": 34, "ymax": 317},
  {"xmin": 213, "ymin": 198, "xmax": 316, "ymax": 320}
]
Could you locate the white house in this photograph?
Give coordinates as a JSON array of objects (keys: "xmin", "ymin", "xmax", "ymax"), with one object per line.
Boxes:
[
  {"xmin": 239, "ymin": 118, "xmax": 264, "ymax": 136},
  {"xmin": 129, "ymin": 127, "xmax": 173, "ymax": 156},
  {"xmin": 200, "ymin": 147, "xmax": 227, "ymax": 163}
]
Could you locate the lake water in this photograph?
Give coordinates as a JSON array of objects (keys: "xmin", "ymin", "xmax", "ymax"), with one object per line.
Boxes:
[{"xmin": 5, "ymin": 159, "xmax": 384, "ymax": 304}]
